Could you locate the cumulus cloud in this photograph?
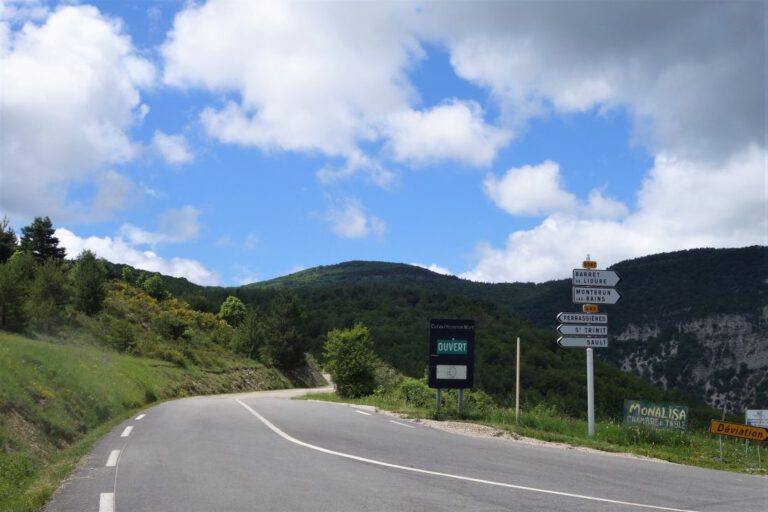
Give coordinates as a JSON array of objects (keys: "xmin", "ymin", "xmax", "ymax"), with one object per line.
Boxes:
[
  {"xmin": 386, "ymin": 100, "xmax": 511, "ymax": 167},
  {"xmin": 153, "ymin": 131, "xmax": 194, "ymax": 165},
  {"xmin": 413, "ymin": 263, "xmax": 453, "ymax": 276},
  {"xmin": 321, "ymin": 199, "xmax": 385, "ymax": 240},
  {"xmin": 119, "ymin": 206, "xmax": 201, "ymax": 246},
  {"xmin": 483, "ymin": 161, "xmax": 578, "ymax": 216},
  {"xmin": 425, "ymin": 1, "xmax": 764, "ymax": 163},
  {"xmin": 57, "ymin": 228, "xmax": 219, "ymax": 286},
  {"xmin": 0, "ymin": 4, "xmax": 154, "ymax": 220},
  {"xmin": 464, "ymin": 147, "xmax": 767, "ymax": 283}
]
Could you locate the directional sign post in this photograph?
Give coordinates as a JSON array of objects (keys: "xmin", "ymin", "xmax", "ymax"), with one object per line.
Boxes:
[
  {"xmin": 556, "ymin": 312, "xmax": 608, "ymax": 324},
  {"xmin": 572, "ymin": 286, "xmax": 622, "ymax": 304},
  {"xmin": 572, "ymin": 269, "xmax": 621, "ymax": 287},
  {"xmin": 557, "ymin": 324, "xmax": 608, "ymax": 336}
]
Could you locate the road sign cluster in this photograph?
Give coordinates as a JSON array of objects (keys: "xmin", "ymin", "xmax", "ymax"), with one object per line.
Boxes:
[{"xmin": 557, "ymin": 261, "xmax": 621, "ymax": 349}]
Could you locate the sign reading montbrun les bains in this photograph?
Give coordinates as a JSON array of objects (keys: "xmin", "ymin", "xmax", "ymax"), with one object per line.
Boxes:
[{"xmin": 624, "ymin": 399, "xmax": 688, "ymax": 432}]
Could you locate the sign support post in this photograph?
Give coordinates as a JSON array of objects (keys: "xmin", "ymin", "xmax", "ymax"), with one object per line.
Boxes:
[
  {"xmin": 458, "ymin": 389, "xmax": 464, "ymax": 415},
  {"xmin": 587, "ymin": 348, "xmax": 595, "ymax": 437},
  {"xmin": 436, "ymin": 388, "xmax": 441, "ymax": 415},
  {"xmin": 515, "ymin": 336, "xmax": 521, "ymax": 424}
]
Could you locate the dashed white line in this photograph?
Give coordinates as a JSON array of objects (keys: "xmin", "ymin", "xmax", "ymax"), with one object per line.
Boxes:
[
  {"xmin": 389, "ymin": 420, "xmax": 415, "ymax": 429},
  {"xmin": 135, "ymin": 414, "xmax": 146, "ymax": 420},
  {"xmin": 354, "ymin": 410, "xmax": 371, "ymax": 416},
  {"xmin": 235, "ymin": 399, "xmax": 699, "ymax": 512},
  {"xmin": 106, "ymin": 450, "xmax": 120, "ymax": 467},
  {"xmin": 99, "ymin": 492, "xmax": 114, "ymax": 512},
  {"xmin": 121, "ymin": 426, "xmax": 133, "ymax": 437}
]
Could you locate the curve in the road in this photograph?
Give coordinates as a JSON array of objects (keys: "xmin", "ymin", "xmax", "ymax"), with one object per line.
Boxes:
[{"xmin": 235, "ymin": 399, "xmax": 699, "ymax": 512}]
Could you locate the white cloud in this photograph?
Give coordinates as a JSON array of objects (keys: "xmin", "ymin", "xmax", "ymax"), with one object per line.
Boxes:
[
  {"xmin": 153, "ymin": 130, "xmax": 194, "ymax": 165},
  {"xmin": 464, "ymin": 147, "xmax": 767, "ymax": 283},
  {"xmin": 321, "ymin": 199, "xmax": 386, "ymax": 240},
  {"xmin": 119, "ymin": 206, "xmax": 201, "ymax": 246},
  {"xmin": 584, "ymin": 189, "xmax": 629, "ymax": 220},
  {"xmin": 163, "ymin": 0, "xmax": 422, "ymax": 160},
  {"xmin": 244, "ymin": 233, "xmax": 259, "ymax": 250},
  {"xmin": 0, "ymin": 4, "xmax": 154, "ymax": 219},
  {"xmin": 425, "ymin": 2, "xmax": 764, "ymax": 164},
  {"xmin": 386, "ymin": 100, "xmax": 511, "ymax": 167},
  {"xmin": 413, "ymin": 263, "xmax": 453, "ymax": 276},
  {"xmin": 57, "ymin": 228, "xmax": 219, "ymax": 286},
  {"xmin": 483, "ymin": 161, "xmax": 578, "ymax": 216}
]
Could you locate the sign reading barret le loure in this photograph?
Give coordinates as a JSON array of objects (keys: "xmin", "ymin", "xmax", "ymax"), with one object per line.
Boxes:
[{"xmin": 623, "ymin": 399, "xmax": 688, "ymax": 432}]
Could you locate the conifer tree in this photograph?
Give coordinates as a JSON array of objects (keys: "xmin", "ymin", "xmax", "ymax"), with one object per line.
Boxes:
[
  {"xmin": 0, "ymin": 216, "xmax": 17, "ymax": 263},
  {"xmin": 19, "ymin": 216, "xmax": 66, "ymax": 261}
]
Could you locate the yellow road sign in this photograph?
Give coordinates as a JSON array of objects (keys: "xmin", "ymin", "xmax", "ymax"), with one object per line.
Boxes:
[
  {"xmin": 582, "ymin": 304, "xmax": 599, "ymax": 313},
  {"xmin": 710, "ymin": 419, "xmax": 768, "ymax": 442},
  {"xmin": 582, "ymin": 260, "xmax": 597, "ymax": 269}
]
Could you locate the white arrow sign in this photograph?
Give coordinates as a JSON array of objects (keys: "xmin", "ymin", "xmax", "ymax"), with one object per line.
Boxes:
[
  {"xmin": 572, "ymin": 286, "xmax": 622, "ymax": 304},
  {"xmin": 572, "ymin": 269, "xmax": 621, "ymax": 287},
  {"xmin": 556, "ymin": 312, "xmax": 608, "ymax": 324},
  {"xmin": 557, "ymin": 337, "xmax": 609, "ymax": 348},
  {"xmin": 557, "ymin": 324, "xmax": 608, "ymax": 336}
]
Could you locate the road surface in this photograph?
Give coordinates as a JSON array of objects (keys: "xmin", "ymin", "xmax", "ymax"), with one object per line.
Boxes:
[{"xmin": 44, "ymin": 389, "xmax": 767, "ymax": 511}]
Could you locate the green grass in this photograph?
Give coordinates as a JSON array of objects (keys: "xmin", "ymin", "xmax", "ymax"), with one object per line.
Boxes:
[
  {"xmin": 301, "ymin": 392, "xmax": 768, "ymax": 475},
  {"xmin": 0, "ymin": 331, "xmax": 290, "ymax": 512}
]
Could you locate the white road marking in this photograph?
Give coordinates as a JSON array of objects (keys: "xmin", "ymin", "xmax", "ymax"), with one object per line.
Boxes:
[
  {"xmin": 235, "ymin": 399, "xmax": 698, "ymax": 512},
  {"xmin": 99, "ymin": 492, "xmax": 114, "ymax": 512},
  {"xmin": 354, "ymin": 410, "xmax": 371, "ymax": 416},
  {"xmin": 135, "ymin": 414, "xmax": 146, "ymax": 420},
  {"xmin": 121, "ymin": 426, "xmax": 133, "ymax": 437},
  {"xmin": 389, "ymin": 420, "xmax": 416, "ymax": 429},
  {"xmin": 106, "ymin": 450, "xmax": 120, "ymax": 467}
]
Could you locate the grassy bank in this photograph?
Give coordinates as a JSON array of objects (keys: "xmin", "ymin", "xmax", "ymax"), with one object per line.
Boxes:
[
  {"xmin": 0, "ymin": 332, "xmax": 290, "ymax": 512},
  {"xmin": 302, "ymin": 391, "xmax": 767, "ymax": 476}
]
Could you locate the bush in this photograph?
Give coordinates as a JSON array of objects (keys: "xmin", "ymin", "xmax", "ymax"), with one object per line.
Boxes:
[
  {"xmin": 324, "ymin": 324, "xmax": 377, "ymax": 398},
  {"xmin": 397, "ymin": 377, "xmax": 432, "ymax": 407}
]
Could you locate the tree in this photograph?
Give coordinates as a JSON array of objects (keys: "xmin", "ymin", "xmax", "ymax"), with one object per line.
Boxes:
[
  {"xmin": 72, "ymin": 250, "xmax": 106, "ymax": 315},
  {"xmin": 234, "ymin": 307, "xmax": 267, "ymax": 359},
  {"xmin": 141, "ymin": 275, "xmax": 168, "ymax": 300},
  {"xmin": 260, "ymin": 290, "xmax": 307, "ymax": 370},
  {"xmin": 219, "ymin": 295, "xmax": 247, "ymax": 327},
  {"xmin": 0, "ymin": 216, "xmax": 17, "ymax": 263},
  {"xmin": 0, "ymin": 252, "xmax": 34, "ymax": 331},
  {"xmin": 323, "ymin": 323, "xmax": 377, "ymax": 398},
  {"xmin": 19, "ymin": 216, "xmax": 67, "ymax": 261},
  {"xmin": 25, "ymin": 259, "xmax": 70, "ymax": 333}
]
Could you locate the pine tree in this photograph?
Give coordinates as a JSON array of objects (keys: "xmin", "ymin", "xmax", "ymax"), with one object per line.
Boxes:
[
  {"xmin": 19, "ymin": 216, "xmax": 66, "ymax": 261},
  {"xmin": 72, "ymin": 250, "xmax": 106, "ymax": 315},
  {"xmin": 0, "ymin": 216, "xmax": 18, "ymax": 263}
]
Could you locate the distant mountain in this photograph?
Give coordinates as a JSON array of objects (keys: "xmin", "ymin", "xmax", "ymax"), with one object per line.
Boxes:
[{"xmin": 138, "ymin": 246, "xmax": 768, "ymax": 413}]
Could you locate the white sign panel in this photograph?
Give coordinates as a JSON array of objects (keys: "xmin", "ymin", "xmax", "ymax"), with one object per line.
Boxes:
[
  {"xmin": 746, "ymin": 409, "xmax": 768, "ymax": 428},
  {"xmin": 557, "ymin": 324, "xmax": 609, "ymax": 336},
  {"xmin": 572, "ymin": 286, "xmax": 622, "ymax": 304},
  {"xmin": 436, "ymin": 365, "xmax": 467, "ymax": 380},
  {"xmin": 557, "ymin": 337, "xmax": 609, "ymax": 348},
  {"xmin": 572, "ymin": 269, "xmax": 621, "ymax": 287},
  {"xmin": 556, "ymin": 312, "xmax": 608, "ymax": 324}
]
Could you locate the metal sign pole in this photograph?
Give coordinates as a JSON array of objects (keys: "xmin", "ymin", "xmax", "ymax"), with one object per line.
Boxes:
[
  {"xmin": 436, "ymin": 388, "xmax": 441, "ymax": 415},
  {"xmin": 515, "ymin": 336, "xmax": 521, "ymax": 424},
  {"xmin": 587, "ymin": 348, "xmax": 595, "ymax": 437},
  {"xmin": 458, "ymin": 389, "xmax": 464, "ymax": 415}
]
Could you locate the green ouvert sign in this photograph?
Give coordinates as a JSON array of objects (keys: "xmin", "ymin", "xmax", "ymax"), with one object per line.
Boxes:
[
  {"xmin": 436, "ymin": 340, "xmax": 468, "ymax": 355},
  {"xmin": 624, "ymin": 399, "xmax": 688, "ymax": 432}
]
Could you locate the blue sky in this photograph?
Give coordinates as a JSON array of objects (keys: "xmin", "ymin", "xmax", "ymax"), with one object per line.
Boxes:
[{"xmin": 1, "ymin": 0, "xmax": 765, "ymax": 286}]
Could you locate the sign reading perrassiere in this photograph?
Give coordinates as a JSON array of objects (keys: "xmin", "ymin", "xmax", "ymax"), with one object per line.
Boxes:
[{"xmin": 624, "ymin": 400, "xmax": 688, "ymax": 432}]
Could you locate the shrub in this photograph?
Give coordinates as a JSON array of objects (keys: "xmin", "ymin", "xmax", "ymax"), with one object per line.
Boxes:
[
  {"xmin": 397, "ymin": 377, "xmax": 433, "ymax": 407},
  {"xmin": 324, "ymin": 323, "xmax": 377, "ymax": 398}
]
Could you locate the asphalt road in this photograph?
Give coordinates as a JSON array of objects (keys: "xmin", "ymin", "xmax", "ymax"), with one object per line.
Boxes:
[{"xmin": 44, "ymin": 390, "xmax": 767, "ymax": 512}]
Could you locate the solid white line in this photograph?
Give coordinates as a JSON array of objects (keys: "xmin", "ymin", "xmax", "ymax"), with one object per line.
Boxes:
[
  {"xmin": 135, "ymin": 414, "xmax": 146, "ymax": 420},
  {"xmin": 106, "ymin": 450, "xmax": 120, "ymax": 467},
  {"xmin": 120, "ymin": 426, "xmax": 133, "ymax": 438},
  {"xmin": 99, "ymin": 492, "xmax": 114, "ymax": 512},
  {"xmin": 235, "ymin": 399, "xmax": 698, "ymax": 512},
  {"xmin": 354, "ymin": 410, "xmax": 371, "ymax": 416},
  {"xmin": 389, "ymin": 420, "xmax": 416, "ymax": 429}
]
